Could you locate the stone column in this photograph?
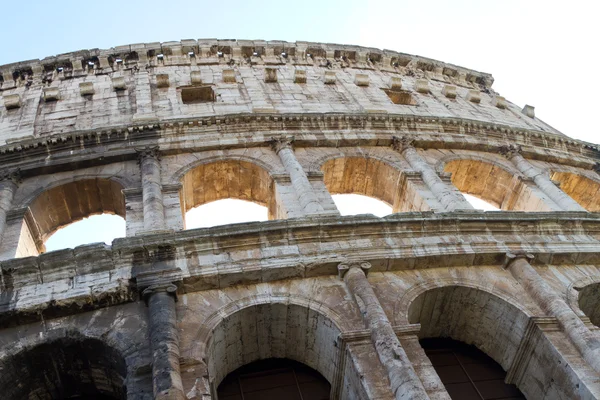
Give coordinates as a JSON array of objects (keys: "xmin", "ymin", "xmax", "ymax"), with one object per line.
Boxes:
[
  {"xmin": 137, "ymin": 147, "xmax": 166, "ymax": 231},
  {"xmin": 339, "ymin": 261, "xmax": 429, "ymax": 400},
  {"xmin": 270, "ymin": 136, "xmax": 325, "ymax": 215},
  {"xmin": 143, "ymin": 283, "xmax": 185, "ymax": 400},
  {"xmin": 0, "ymin": 170, "xmax": 20, "ymax": 247},
  {"xmin": 505, "ymin": 252, "xmax": 600, "ymax": 374},
  {"xmin": 500, "ymin": 145, "xmax": 585, "ymax": 211},
  {"xmin": 392, "ymin": 136, "xmax": 473, "ymax": 211}
]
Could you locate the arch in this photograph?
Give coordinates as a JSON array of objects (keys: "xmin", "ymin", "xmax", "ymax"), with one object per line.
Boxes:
[
  {"xmin": 403, "ymin": 283, "xmax": 590, "ymax": 399},
  {"xmin": 405, "ymin": 284, "xmax": 531, "ymax": 372},
  {"xmin": 0, "ymin": 334, "xmax": 127, "ymax": 399},
  {"xmin": 443, "ymin": 157, "xmax": 552, "ymax": 211},
  {"xmin": 191, "ymin": 294, "xmax": 344, "ymax": 396},
  {"xmin": 181, "ymin": 159, "xmax": 278, "ymax": 222},
  {"xmin": 172, "ymin": 154, "xmax": 281, "ymax": 183},
  {"xmin": 551, "ymin": 171, "xmax": 600, "ymax": 211},
  {"xmin": 321, "ymin": 156, "xmax": 429, "ymax": 212},
  {"xmin": 17, "ymin": 178, "xmax": 125, "ymax": 256}
]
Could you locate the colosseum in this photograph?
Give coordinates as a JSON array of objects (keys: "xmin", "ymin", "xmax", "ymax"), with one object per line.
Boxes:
[{"xmin": 0, "ymin": 38, "xmax": 599, "ymax": 400}]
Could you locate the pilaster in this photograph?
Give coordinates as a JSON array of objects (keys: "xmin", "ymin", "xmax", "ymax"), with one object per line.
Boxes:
[
  {"xmin": 392, "ymin": 136, "xmax": 473, "ymax": 212},
  {"xmin": 339, "ymin": 261, "xmax": 430, "ymax": 400}
]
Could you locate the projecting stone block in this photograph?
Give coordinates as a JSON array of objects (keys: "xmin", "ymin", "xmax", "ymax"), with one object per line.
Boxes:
[
  {"xmin": 324, "ymin": 71, "xmax": 336, "ymax": 84},
  {"xmin": 415, "ymin": 79, "xmax": 429, "ymax": 94},
  {"xmin": 442, "ymin": 85, "xmax": 457, "ymax": 99},
  {"xmin": 493, "ymin": 96, "xmax": 507, "ymax": 109},
  {"xmin": 466, "ymin": 90, "xmax": 481, "ymax": 103},
  {"xmin": 2, "ymin": 94, "xmax": 20, "ymax": 109},
  {"xmin": 389, "ymin": 77, "xmax": 402, "ymax": 90},
  {"xmin": 43, "ymin": 87, "xmax": 60, "ymax": 102},
  {"xmin": 190, "ymin": 71, "xmax": 203, "ymax": 85},
  {"xmin": 522, "ymin": 104, "xmax": 535, "ymax": 118},
  {"xmin": 112, "ymin": 76, "xmax": 126, "ymax": 91},
  {"xmin": 79, "ymin": 82, "xmax": 95, "ymax": 96},
  {"xmin": 354, "ymin": 74, "xmax": 369, "ymax": 87},
  {"xmin": 223, "ymin": 69, "xmax": 236, "ymax": 83},
  {"xmin": 156, "ymin": 74, "xmax": 170, "ymax": 88},
  {"xmin": 264, "ymin": 68, "xmax": 278, "ymax": 83},
  {"xmin": 294, "ymin": 69, "xmax": 306, "ymax": 84}
]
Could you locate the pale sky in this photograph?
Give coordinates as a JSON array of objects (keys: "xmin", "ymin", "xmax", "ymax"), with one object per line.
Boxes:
[{"xmin": 6, "ymin": 0, "xmax": 595, "ymax": 251}]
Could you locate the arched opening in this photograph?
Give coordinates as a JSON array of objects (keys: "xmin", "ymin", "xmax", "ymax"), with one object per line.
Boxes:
[
  {"xmin": 444, "ymin": 159, "xmax": 553, "ymax": 211},
  {"xmin": 577, "ymin": 282, "xmax": 600, "ymax": 327},
  {"xmin": 16, "ymin": 178, "xmax": 126, "ymax": 257},
  {"xmin": 181, "ymin": 160, "xmax": 277, "ymax": 229},
  {"xmin": 205, "ymin": 302, "xmax": 341, "ymax": 399},
  {"xmin": 186, "ymin": 198, "xmax": 268, "ymax": 229},
  {"xmin": 321, "ymin": 157, "xmax": 429, "ymax": 213},
  {"xmin": 217, "ymin": 358, "xmax": 330, "ymax": 399},
  {"xmin": 551, "ymin": 171, "xmax": 600, "ymax": 211},
  {"xmin": 0, "ymin": 336, "xmax": 127, "ymax": 399},
  {"xmin": 462, "ymin": 193, "xmax": 500, "ymax": 211},
  {"xmin": 45, "ymin": 214, "xmax": 126, "ymax": 252},
  {"xmin": 407, "ymin": 285, "xmax": 585, "ymax": 399},
  {"xmin": 332, "ymin": 193, "xmax": 392, "ymax": 217},
  {"xmin": 421, "ymin": 338, "xmax": 524, "ymax": 399}
]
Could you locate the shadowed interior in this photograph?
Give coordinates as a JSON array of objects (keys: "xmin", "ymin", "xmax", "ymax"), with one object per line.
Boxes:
[
  {"xmin": 0, "ymin": 336, "xmax": 127, "ymax": 400},
  {"xmin": 578, "ymin": 283, "xmax": 600, "ymax": 327}
]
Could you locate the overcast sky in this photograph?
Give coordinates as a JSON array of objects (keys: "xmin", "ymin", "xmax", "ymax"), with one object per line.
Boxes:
[{"xmin": 6, "ymin": 0, "xmax": 596, "ymax": 250}]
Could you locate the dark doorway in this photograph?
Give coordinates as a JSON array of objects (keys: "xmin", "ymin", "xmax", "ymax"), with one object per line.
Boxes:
[
  {"xmin": 421, "ymin": 338, "xmax": 525, "ymax": 400},
  {"xmin": 217, "ymin": 358, "xmax": 330, "ymax": 400}
]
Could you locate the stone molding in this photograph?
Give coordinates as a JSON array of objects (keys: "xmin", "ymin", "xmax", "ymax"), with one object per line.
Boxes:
[{"xmin": 0, "ymin": 114, "xmax": 595, "ymax": 175}]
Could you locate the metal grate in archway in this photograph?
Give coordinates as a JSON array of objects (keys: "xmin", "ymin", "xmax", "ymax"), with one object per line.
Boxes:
[
  {"xmin": 421, "ymin": 338, "xmax": 525, "ymax": 400},
  {"xmin": 217, "ymin": 358, "xmax": 330, "ymax": 400}
]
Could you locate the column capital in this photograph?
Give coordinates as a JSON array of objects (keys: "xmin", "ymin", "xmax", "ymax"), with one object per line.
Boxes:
[
  {"xmin": 0, "ymin": 168, "xmax": 22, "ymax": 185},
  {"xmin": 136, "ymin": 145, "xmax": 161, "ymax": 164},
  {"xmin": 391, "ymin": 135, "xmax": 415, "ymax": 153},
  {"xmin": 503, "ymin": 251, "xmax": 534, "ymax": 269},
  {"xmin": 142, "ymin": 283, "xmax": 178, "ymax": 303},
  {"xmin": 338, "ymin": 261, "xmax": 371, "ymax": 278},
  {"xmin": 499, "ymin": 144, "xmax": 523, "ymax": 159},
  {"xmin": 270, "ymin": 135, "xmax": 295, "ymax": 154}
]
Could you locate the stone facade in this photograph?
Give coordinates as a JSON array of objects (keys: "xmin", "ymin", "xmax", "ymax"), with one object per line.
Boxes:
[{"xmin": 0, "ymin": 39, "xmax": 600, "ymax": 399}]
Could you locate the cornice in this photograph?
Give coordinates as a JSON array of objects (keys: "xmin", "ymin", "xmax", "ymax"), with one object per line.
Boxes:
[
  {"xmin": 0, "ymin": 39, "xmax": 493, "ymax": 90},
  {"xmin": 0, "ymin": 113, "xmax": 597, "ymax": 175}
]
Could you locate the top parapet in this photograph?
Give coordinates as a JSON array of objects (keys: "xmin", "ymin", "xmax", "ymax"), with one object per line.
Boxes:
[{"xmin": 0, "ymin": 39, "xmax": 493, "ymax": 88}]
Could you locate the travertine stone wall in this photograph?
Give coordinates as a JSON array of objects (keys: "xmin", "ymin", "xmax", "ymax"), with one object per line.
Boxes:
[{"xmin": 1, "ymin": 39, "xmax": 600, "ymax": 400}]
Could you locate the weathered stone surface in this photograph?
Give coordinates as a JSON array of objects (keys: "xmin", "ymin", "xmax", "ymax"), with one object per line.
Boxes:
[{"xmin": 1, "ymin": 38, "xmax": 600, "ymax": 400}]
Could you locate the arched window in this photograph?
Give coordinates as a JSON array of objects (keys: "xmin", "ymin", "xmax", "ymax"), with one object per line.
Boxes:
[
  {"xmin": 181, "ymin": 160, "xmax": 277, "ymax": 228},
  {"xmin": 322, "ymin": 156, "xmax": 428, "ymax": 214},
  {"xmin": 0, "ymin": 336, "xmax": 127, "ymax": 399},
  {"xmin": 44, "ymin": 214, "xmax": 125, "ymax": 252},
  {"xmin": 421, "ymin": 338, "xmax": 524, "ymax": 400},
  {"xmin": 444, "ymin": 159, "xmax": 554, "ymax": 211},
  {"xmin": 217, "ymin": 358, "xmax": 330, "ymax": 400},
  {"xmin": 16, "ymin": 178, "xmax": 126, "ymax": 257}
]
